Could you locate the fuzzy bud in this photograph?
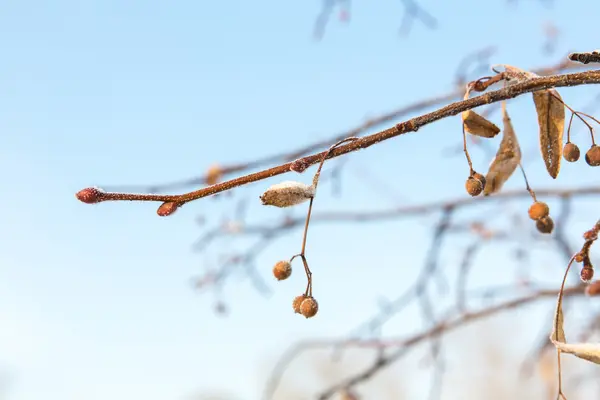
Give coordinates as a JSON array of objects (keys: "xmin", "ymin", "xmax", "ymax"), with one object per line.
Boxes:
[
  {"xmin": 535, "ymin": 216, "xmax": 554, "ymax": 234},
  {"xmin": 581, "ymin": 267, "xmax": 594, "ymax": 283},
  {"xmin": 465, "ymin": 176, "xmax": 483, "ymax": 197},
  {"xmin": 273, "ymin": 260, "xmax": 292, "ymax": 281},
  {"xmin": 299, "ymin": 297, "xmax": 319, "ymax": 318},
  {"xmin": 585, "ymin": 145, "xmax": 600, "ymax": 166},
  {"xmin": 76, "ymin": 187, "xmax": 105, "ymax": 204},
  {"xmin": 157, "ymin": 201, "xmax": 180, "ymax": 217},
  {"xmin": 585, "ymin": 280, "xmax": 600, "ymax": 296},
  {"xmin": 563, "ymin": 142, "xmax": 580, "ymax": 162},
  {"xmin": 290, "ymin": 158, "xmax": 310, "ymax": 174},
  {"xmin": 528, "ymin": 201, "xmax": 550, "ymax": 221},
  {"xmin": 293, "ymin": 294, "xmax": 308, "ymax": 313},
  {"xmin": 260, "ymin": 181, "xmax": 315, "ymax": 208}
]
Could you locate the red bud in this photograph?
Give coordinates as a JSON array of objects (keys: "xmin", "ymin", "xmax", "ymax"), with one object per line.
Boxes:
[
  {"xmin": 76, "ymin": 187, "xmax": 105, "ymax": 204},
  {"xmin": 157, "ymin": 201, "xmax": 179, "ymax": 217}
]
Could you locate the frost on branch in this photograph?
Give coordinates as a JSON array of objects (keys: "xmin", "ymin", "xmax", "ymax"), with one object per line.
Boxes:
[{"xmin": 259, "ymin": 181, "xmax": 315, "ymax": 208}]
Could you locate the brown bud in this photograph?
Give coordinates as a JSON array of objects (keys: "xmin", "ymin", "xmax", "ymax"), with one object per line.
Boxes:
[
  {"xmin": 75, "ymin": 187, "xmax": 105, "ymax": 204},
  {"xmin": 585, "ymin": 145, "xmax": 600, "ymax": 166},
  {"xmin": 300, "ymin": 297, "xmax": 319, "ymax": 318},
  {"xmin": 292, "ymin": 294, "xmax": 307, "ymax": 314},
  {"xmin": 585, "ymin": 280, "xmax": 600, "ymax": 296},
  {"xmin": 465, "ymin": 176, "xmax": 483, "ymax": 197},
  {"xmin": 273, "ymin": 260, "xmax": 292, "ymax": 281},
  {"xmin": 157, "ymin": 201, "xmax": 180, "ymax": 216},
  {"xmin": 575, "ymin": 253, "xmax": 585, "ymax": 263},
  {"xmin": 583, "ymin": 230, "xmax": 598, "ymax": 241},
  {"xmin": 472, "ymin": 172, "xmax": 486, "ymax": 190},
  {"xmin": 528, "ymin": 201, "xmax": 550, "ymax": 221},
  {"xmin": 535, "ymin": 216, "xmax": 554, "ymax": 234},
  {"xmin": 206, "ymin": 164, "xmax": 223, "ymax": 186},
  {"xmin": 563, "ymin": 142, "xmax": 580, "ymax": 162},
  {"xmin": 581, "ymin": 267, "xmax": 594, "ymax": 283},
  {"xmin": 290, "ymin": 158, "xmax": 310, "ymax": 174}
]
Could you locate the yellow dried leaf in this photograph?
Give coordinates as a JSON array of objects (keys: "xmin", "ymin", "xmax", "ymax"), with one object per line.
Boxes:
[
  {"xmin": 550, "ymin": 295, "xmax": 600, "ymax": 364},
  {"xmin": 462, "ymin": 110, "xmax": 500, "ymax": 138},
  {"xmin": 484, "ymin": 105, "xmax": 521, "ymax": 195},
  {"xmin": 533, "ymin": 89, "xmax": 565, "ymax": 179}
]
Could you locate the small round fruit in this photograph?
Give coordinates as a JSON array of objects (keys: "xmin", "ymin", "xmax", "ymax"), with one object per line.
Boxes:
[
  {"xmin": 563, "ymin": 142, "xmax": 580, "ymax": 162},
  {"xmin": 472, "ymin": 172, "xmax": 486, "ymax": 190},
  {"xmin": 465, "ymin": 177, "xmax": 483, "ymax": 197},
  {"xmin": 528, "ymin": 201, "xmax": 549, "ymax": 221},
  {"xmin": 299, "ymin": 297, "xmax": 319, "ymax": 318},
  {"xmin": 535, "ymin": 216, "xmax": 554, "ymax": 234},
  {"xmin": 273, "ymin": 260, "xmax": 292, "ymax": 281},
  {"xmin": 581, "ymin": 267, "xmax": 594, "ymax": 283},
  {"xmin": 585, "ymin": 145, "xmax": 600, "ymax": 166},
  {"xmin": 292, "ymin": 294, "xmax": 307, "ymax": 314}
]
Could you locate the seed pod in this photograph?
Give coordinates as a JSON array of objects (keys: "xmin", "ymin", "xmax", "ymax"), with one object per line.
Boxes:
[
  {"xmin": 462, "ymin": 110, "xmax": 501, "ymax": 138},
  {"xmin": 299, "ymin": 297, "xmax": 319, "ymax": 318},
  {"xmin": 536, "ymin": 216, "xmax": 554, "ymax": 234},
  {"xmin": 75, "ymin": 187, "xmax": 105, "ymax": 204},
  {"xmin": 585, "ymin": 145, "xmax": 600, "ymax": 166},
  {"xmin": 465, "ymin": 176, "xmax": 483, "ymax": 196},
  {"xmin": 472, "ymin": 172, "xmax": 486, "ymax": 190},
  {"xmin": 585, "ymin": 281, "xmax": 600, "ymax": 296},
  {"xmin": 528, "ymin": 201, "xmax": 550, "ymax": 220},
  {"xmin": 260, "ymin": 181, "xmax": 315, "ymax": 208},
  {"xmin": 563, "ymin": 142, "xmax": 580, "ymax": 162},
  {"xmin": 581, "ymin": 267, "xmax": 594, "ymax": 283},
  {"xmin": 273, "ymin": 260, "xmax": 292, "ymax": 281},
  {"xmin": 292, "ymin": 294, "xmax": 307, "ymax": 314}
]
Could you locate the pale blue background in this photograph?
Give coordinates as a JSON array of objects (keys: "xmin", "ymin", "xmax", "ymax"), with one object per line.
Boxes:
[{"xmin": 1, "ymin": 1, "xmax": 600, "ymax": 399}]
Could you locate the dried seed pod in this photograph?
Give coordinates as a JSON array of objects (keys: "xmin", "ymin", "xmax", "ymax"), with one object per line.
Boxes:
[
  {"xmin": 581, "ymin": 267, "xmax": 594, "ymax": 283},
  {"xmin": 528, "ymin": 201, "xmax": 550, "ymax": 221},
  {"xmin": 536, "ymin": 216, "xmax": 554, "ymax": 234},
  {"xmin": 585, "ymin": 145, "xmax": 600, "ymax": 166},
  {"xmin": 563, "ymin": 142, "xmax": 580, "ymax": 162},
  {"xmin": 157, "ymin": 201, "xmax": 180, "ymax": 217},
  {"xmin": 75, "ymin": 187, "xmax": 105, "ymax": 204},
  {"xmin": 472, "ymin": 172, "xmax": 486, "ymax": 190},
  {"xmin": 585, "ymin": 281, "xmax": 600, "ymax": 296},
  {"xmin": 462, "ymin": 110, "xmax": 501, "ymax": 138},
  {"xmin": 273, "ymin": 260, "xmax": 292, "ymax": 281},
  {"xmin": 260, "ymin": 181, "xmax": 315, "ymax": 208},
  {"xmin": 300, "ymin": 297, "xmax": 319, "ymax": 318},
  {"xmin": 292, "ymin": 294, "xmax": 308, "ymax": 314},
  {"xmin": 465, "ymin": 176, "xmax": 483, "ymax": 197},
  {"xmin": 533, "ymin": 89, "xmax": 565, "ymax": 179}
]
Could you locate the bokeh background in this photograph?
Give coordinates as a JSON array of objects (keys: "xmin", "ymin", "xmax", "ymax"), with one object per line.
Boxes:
[{"xmin": 1, "ymin": 1, "xmax": 600, "ymax": 399}]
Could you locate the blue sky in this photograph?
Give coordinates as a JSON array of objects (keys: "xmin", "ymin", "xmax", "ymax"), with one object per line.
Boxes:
[{"xmin": 1, "ymin": 1, "xmax": 600, "ymax": 399}]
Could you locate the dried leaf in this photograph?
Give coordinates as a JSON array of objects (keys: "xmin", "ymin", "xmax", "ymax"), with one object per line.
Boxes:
[
  {"xmin": 462, "ymin": 110, "xmax": 500, "ymax": 138},
  {"xmin": 550, "ymin": 296, "xmax": 600, "ymax": 364},
  {"xmin": 484, "ymin": 105, "xmax": 521, "ymax": 195},
  {"xmin": 492, "ymin": 64, "xmax": 538, "ymax": 84},
  {"xmin": 259, "ymin": 181, "xmax": 315, "ymax": 208},
  {"xmin": 533, "ymin": 89, "xmax": 565, "ymax": 178}
]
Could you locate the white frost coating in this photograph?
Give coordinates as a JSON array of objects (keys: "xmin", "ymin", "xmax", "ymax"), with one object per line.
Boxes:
[{"xmin": 259, "ymin": 181, "xmax": 315, "ymax": 208}]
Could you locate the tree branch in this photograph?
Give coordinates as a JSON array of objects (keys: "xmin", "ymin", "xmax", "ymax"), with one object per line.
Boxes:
[{"xmin": 75, "ymin": 68, "xmax": 600, "ymax": 215}]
